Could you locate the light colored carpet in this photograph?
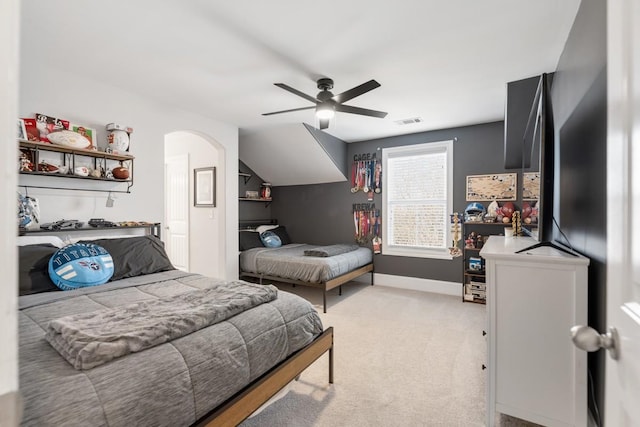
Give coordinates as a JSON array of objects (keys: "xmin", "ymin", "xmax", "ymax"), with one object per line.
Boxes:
[{"xmin": 240, "ymin": 281, "xmax": 541, "ymax": 427}]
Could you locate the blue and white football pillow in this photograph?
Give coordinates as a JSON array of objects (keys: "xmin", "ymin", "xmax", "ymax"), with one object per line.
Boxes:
[
  {"xmin": 48, "ymin": 243, "xmax": 114, "ymax": 291},
  {"xmin": 260, "ymin": 231, "xmax": 282, "ymax": 248}
]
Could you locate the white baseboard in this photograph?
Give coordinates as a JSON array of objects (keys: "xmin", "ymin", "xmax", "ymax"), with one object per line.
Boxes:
[{"xmin": 353, "ymin": 273, "xmax": 460, "ymax": 297}]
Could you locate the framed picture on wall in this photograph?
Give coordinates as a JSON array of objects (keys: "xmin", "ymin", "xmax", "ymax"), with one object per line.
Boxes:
[
  {"xmin": 465, "ymin": 173, "xmax": 517, "ymax": 201},
  {"xmin": 194, "ymin": 167, "xmax": 216, "ymax": 207}
]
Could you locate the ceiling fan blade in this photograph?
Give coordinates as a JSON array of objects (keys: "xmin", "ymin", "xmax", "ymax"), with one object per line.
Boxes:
[
  {"xmin": 274, "ymin": 83, "xmax": 319, "ymax": 104},
  {"xmin": 262, "ymin": 106, "xmax": 316, "ymax": 116},
  {"xmin": 335, "ymin": 104, "xmax": 388, "ymax": 118},
  {"xmin": 332, "ymin": 79, "xmax": 381, "ymax": 104},
  {"xmin": 319, "ymin": 119, "xmax": 330, "ymax": 130}
]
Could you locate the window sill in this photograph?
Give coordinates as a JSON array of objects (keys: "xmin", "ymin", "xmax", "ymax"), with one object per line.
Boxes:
[{"xmin": 382, "ymin": 247, "xmax": 454, "ymax": 260}]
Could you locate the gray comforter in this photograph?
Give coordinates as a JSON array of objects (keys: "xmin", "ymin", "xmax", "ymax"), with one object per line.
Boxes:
[
  {"xmin": 240, "ymin": 243, "xmax": 373, "ymax": 283},
  {"xmin": 46, "ymin": 281, "xmax": 278, "ymax": 370},
  {"xmin": 19, "ymin": 270, "xmax": 323, "ymax": 427}
]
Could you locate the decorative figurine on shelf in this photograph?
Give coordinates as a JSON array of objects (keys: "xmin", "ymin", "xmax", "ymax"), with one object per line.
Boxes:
[
  {"xmin": 260, "ymin": 183, "xmax": 272, "ymax": 199},
  {"xmin": 18, "ymin": 192, "xmax": 40, "ymax": 230},
  {"xmin": 512, "ymin": 210, "xmax": 522, "ymax": 236},
  {"xmin": 19, "ymin": 150, "xmax": 34, "ymax": 172},
  {"xmin": 449, "ymin": 212, "xmax": 463, "ymax": 257},
  {"xmin": 466, "ymin": 231, "xmax": 478, "ymax": 249},
  {"xmin": 106, "ymin": 123, "xmax": 133, "ymax": 154}
]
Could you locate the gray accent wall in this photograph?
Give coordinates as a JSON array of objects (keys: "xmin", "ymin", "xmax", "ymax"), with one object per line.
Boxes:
[
  {"xmin": 272, "ymin": 121, "xmax": 511, "ymax": 283},
  {"xmin": 550, "ymin": 0, "xmax": 607, "ymax": 420}
]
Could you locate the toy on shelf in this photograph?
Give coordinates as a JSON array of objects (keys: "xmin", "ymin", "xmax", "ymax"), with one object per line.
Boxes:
[
  {"xmin": 449, "ymin": 212, "xmax": 463, "ymax": 257},
  {"xmin": 106, "ymin": 123, "xmax": 133, "ymax": 154}
]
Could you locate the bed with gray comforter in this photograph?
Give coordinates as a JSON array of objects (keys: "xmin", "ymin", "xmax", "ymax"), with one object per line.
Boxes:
[
  {"xmin": 239, "ymin": 243, "xmax": 374, "ymax": 313},
  {"xmin": 240, "ymin": 243, "xmax": 373, "ymax": 283},
  {"xmin": 19, "ymin": 270, "xmax": 323, "ymax": 427}
]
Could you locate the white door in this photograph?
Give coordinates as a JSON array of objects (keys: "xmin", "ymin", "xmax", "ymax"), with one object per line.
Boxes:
[
  {"xmin": 165, "ymin": 154, "xmax": 190, "ymax": 271},
  {"xmin": 605, "ymin": 0, "xmax": 640, "ymax": 424}
]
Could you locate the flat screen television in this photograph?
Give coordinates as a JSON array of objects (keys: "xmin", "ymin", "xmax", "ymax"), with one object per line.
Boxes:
[{"xmin": 517, "ymin": 73, "xmax": 575, "ymax": 255}]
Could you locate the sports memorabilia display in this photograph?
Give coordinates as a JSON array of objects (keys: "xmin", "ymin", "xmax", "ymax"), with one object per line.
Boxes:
[
  {"xmin": 106, "ymin": 122, "xmax": 133, "ymax": 153},
  {"xmin": 351, "ymin": 157, "xmax": 382, "ymax": 199},
  {"xmin": 47, "ymin": 129, "xmax": 92, "ymax": 149},
  {"xmin": 111, "ymin": 166, "xmax": 130, "ymax": 180},
  {"xmin": 464, "ymin": 202, "xmax": 486, "ymax": 222},
  {"xmin": 352, "ymin": 204, "xmax": 381, "ymax": 252},
  {"xmin": 350, "ymin": 154, "xmax": 382, "ymax": 252},
  {"xmin": 35, "ymin": 113, "xmax": 69, "ymax": 143}
]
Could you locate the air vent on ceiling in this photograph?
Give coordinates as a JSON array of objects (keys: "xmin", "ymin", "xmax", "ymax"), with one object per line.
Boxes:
[{"xmin": 394, "ymin": 117, "xmax": 424, "ymax": 125}]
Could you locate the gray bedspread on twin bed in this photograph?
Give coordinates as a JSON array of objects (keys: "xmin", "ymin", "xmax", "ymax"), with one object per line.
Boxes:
[
  {"xmin": 19, "ymin": 270, "xmax": 323, "ymax": 427},
  {"xmin": 240, "ymin": 243, "xmax": 373, "ymax": 283}
]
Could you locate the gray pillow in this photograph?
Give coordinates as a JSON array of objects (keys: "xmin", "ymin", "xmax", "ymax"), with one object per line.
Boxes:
[
  {"xmin": 239, "ymin": 230, "xmax": 264, "ymax": 251},
  {"xmin": 271, "ymin": 226, "xmax": 292, "ymax": 245},
  {"xmin": 79, "ymin": 235, "xmax": 174, "ymax": 281},
  {"xmin": 19, "ymin": 244, "xmax": 61, "ymax": 295}
]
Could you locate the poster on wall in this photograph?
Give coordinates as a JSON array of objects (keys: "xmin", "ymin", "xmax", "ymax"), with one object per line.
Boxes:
[
  {"xmin": 466, "ymin": 173, "xmax": 517, "ymax": 201},
  {"xmin": 522, "ymin": 172, "xmax": 540, "ymax": 200}
]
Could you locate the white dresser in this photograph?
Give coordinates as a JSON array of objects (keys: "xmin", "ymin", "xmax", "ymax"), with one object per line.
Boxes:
[{"xmin": 480, "ymin": 236, "xmax": 590, "ymax": 427}]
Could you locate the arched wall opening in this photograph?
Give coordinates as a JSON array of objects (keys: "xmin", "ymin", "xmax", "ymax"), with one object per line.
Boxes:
[{"xmin": 164, "ymin": 130, "xmax": 226, "ymax": 279}]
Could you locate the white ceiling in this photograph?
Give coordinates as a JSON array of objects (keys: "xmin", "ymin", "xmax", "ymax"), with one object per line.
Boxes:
[{"xmin": 22, "ymin": 0, "xmax": 580, "ymax": 142}]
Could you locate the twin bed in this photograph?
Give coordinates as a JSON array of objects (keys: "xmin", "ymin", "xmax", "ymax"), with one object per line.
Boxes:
[
  {"xmin": 238, "ymin": 222, "xmax": 374, "ymax": 313},
  {"xmin": 18, "ymin": 233, "xmax": 335, "ymax": 426}
]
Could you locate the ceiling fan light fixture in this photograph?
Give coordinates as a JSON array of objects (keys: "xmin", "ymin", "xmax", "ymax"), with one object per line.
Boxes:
[
  {"xmin": 264, "ymin": 78, "xmax": 387, "ymax": 125},
  {"xmin": 316, "ymin": 103, "xmax": 335, "ymax": 120}
]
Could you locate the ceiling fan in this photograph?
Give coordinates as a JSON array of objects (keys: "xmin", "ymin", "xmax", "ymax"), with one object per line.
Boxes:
[{"xmin": 262, "ymin": 78, "xmax": 388, "ymax": 129}]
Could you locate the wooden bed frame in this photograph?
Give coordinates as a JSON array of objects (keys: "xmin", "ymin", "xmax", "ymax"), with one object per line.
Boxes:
[
  {"xmin": 241, "ymin": 263, "xmax": 374, "ymax": 313},
  {"xmin": 194, "ymin": 327, "xmax": 334, "ymax": 427}
]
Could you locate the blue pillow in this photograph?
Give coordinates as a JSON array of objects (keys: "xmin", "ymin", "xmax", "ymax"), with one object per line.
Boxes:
[
  {"xmin": 260, "ymin": 231, "xmax": 282, "ymax": 248},
  {"xmin": 48, "ymin": 243, "xmax": 114, "ymax": 291}
]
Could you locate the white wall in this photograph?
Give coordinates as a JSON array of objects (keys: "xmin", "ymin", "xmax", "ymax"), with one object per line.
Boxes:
[
  {"xmin": 0, "ymin": 0, "xmax": 19, "ymax": 406},
  {"xmin": 165, "ymin": 132, "xmax": 223, "ymax": 278},
  {"xmin": 18, "ymin": 65, "xmax": 240, "ymax": 280}
]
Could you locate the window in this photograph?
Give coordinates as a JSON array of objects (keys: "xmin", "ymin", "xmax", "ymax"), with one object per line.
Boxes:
[{"xmin": 382, "ymin": 140, "xmax": 453, "ymax": 259}]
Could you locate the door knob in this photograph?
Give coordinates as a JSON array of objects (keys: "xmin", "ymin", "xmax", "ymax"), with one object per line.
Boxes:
[{"xmin": 570, "ymin": 325, "xmax": 619, "ymax": 360}]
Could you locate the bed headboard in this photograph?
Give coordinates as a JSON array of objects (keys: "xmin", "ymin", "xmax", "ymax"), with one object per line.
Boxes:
[{"xmin": 239, "ymin": 219, "xmax": 278, "ymax": 231}]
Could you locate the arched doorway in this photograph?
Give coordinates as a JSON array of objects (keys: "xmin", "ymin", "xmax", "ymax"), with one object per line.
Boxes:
[{"xmin": 164, "ymin": 131, "xmax": 226, "ymax": 279}]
